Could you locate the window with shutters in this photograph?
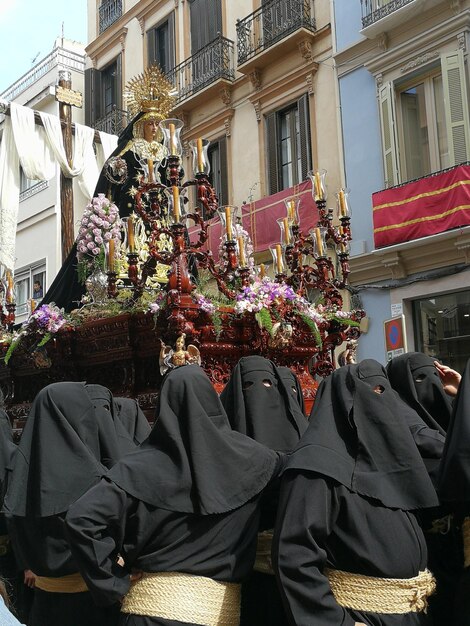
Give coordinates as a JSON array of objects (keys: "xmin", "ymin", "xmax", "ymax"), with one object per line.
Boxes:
[
  {"xmin": 208, "ymin": 138, "xmax": 228, "ymax": 208},
  {"xmin": 378, "ymin": 50, "xmax": 470, "ymax": 186},
  {"xmin": 14, "ymin": 262, "xmax": 46, "ymax": 319},
  {"xmin": 147, "ymin": 14, "xmax": 175, "ymax": 76},
  {"xmin": 189, "ymin": 0, "xmax": 222, "ymax": 54},
  {"xmin": 265, "ymin": 94, "xmax": 312, "ymax": 195},
  {"xmin": 85, "ymin": 55, "xmax": 125, "ymax": 133}
]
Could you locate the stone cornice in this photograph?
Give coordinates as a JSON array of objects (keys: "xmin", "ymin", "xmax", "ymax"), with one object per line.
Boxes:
[
  {"xmin": 86, "ymin": 25, "xmax": 129, "ymax": 64},
  {"xmin": 349, "ymin": 226, "xmax": 470, "ymax": 286},
  {"xmin": 364, "ymin": 11, "xmax": 470, "ymax": 76}
]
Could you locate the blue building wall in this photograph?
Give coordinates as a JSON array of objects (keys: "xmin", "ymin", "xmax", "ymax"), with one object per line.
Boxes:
[
  {"xmin": 333, "ymin": 0, "xmax": 363, "ymax": 50},
  {"xmin": 356, "ymin": 288, "xmax": 392, "ymax": 364},
  {"xmin": 338, "ymin": 67, "xmax": 384, "ymax": 253}
]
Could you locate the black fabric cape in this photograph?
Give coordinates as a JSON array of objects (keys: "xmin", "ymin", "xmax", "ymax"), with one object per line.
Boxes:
[
  {"xmin": 0, "ymin": 407, "xmax": 16, "ymax": 503},
  {"xmin": 107, "ymin": 365, "xmax": 280, "ymax": 514},
  {"xmin": 286, "ymin": 359, "xmax": 438, "ymax": 511},
  {"xmin": 4, "ymin": 382, "xmax": 107, "ymax": 518},
  {"xmin": 386, "ymin": 352, "xmax": 453, "ymax": 435},
  {"xmin": 438, "ymin": 356, "xmax": 470, "ymax": 504},
  {"xmin": 220, "ymin": 356, "xmax": 307, "ymax": 452},
  {"xmin": 276, "ymin": 365, "xmax": 305, "ymax": 414},
  {"xmin": 113, "ymin": 397, "xmax": 150, "ymax": 444},
  {"xmin": 5, "ymin": 382, "xmax": 138, "ymax": 517}
]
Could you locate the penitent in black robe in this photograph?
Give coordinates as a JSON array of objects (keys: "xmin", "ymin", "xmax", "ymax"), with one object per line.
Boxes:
[
  {"xmin": 221, "ymin": 356, "xmax": 307, "ymax": 626},
  {"xmin": 273, "ymin": 360, "xmax": 439, "ymax": 626},
  {"xmin": 4, "ymin": 383, "xmax": 136, "ymax": 626},
  {"xmin": 65, "ymin": 366, "xmax": 281, "ymax": 626}
]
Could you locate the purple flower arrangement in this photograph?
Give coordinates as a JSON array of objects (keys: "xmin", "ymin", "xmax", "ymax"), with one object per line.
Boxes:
[
  {"xmin": 4, "ymin": 303, "xmax": 67, "ymax": 364},
  {"xmin": 76, "ymin": 194, "xmax": 122, "ymax": 282}
]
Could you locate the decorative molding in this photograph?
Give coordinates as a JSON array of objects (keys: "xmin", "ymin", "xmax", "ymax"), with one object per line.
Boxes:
[
  {"xmin": 91, "ymin": 57, "xmax": 97, "ymax": 69},
  {"xmin": 219, "ymin": 86, "xmax": 232, "ymax": 106},
  {"xmin": 450, "ymin": 0, "xmax": 461, "ymax": 15},
  {"xmin": 305, "ymin": 73, "xmax": 314, "ymax": 95},
  {"xmin": 175, "ymin": 110, "xmax": 190, "ymax": 130},
  {"xmin": 224, "ymin": 117, "xmax": 232, "ymax": 137},
  {"xmin": 119, "ymin": 29, "xmax": 128, "ymax": 52},
  {"xmin": 377, "ymin": 33, "xmax": 388, "ymax": 52},
  {"xmin": 375, "ymin": 72, "xmax": 383, "ymax": 92},
  {"xmin": 305, "ymin": 63, "xmax": 319, "ymax": 94},
  {"xmin": 138, "ymin": 17, "xmax": 145, "ymax": 36},
  {"xmin": 298, "ymin": 39, "xmax": 313, "ymax": 63},
  {"xmin": 249, "ymin": 69, "xmax": 262, "ymax": 91},
  {"xmin": 400, "ymin": 50, "xmax": 439, "ymax": 74},
  {"xmin": 455, "ymin": 234, "xmax": 470, "ymax": 264},
  {"xmin": 253, "ymin": 100, "xmax": 261, "ymax": 123},
  {"xmin": 380, "ymin": 253, "xmax": 407, "ymax": 280},
  {"xmin": 457, "ymin": 31, "xmax": 467, "ymax": 51}
]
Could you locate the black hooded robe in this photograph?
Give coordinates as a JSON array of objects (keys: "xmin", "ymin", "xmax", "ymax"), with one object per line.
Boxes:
[
  {"xmin": 387, "ymin": 352, "xmax": 460, "ymax": 626},
  {"xmin": 4, "ymin": 382, "xmax": 136, "ymax": 626},
  {"xmin": 438, "ymin": 356, "xmax": 470, "ymax": 626},
  {"xmin": 220, "ymin": 356, "xmax": 307, "ymax": 626},
  {"xmin": 65, "ymin": 366, "xmax": 282, "ymax": 626},
  {"xmin": 273, "ymin": 360, "xmax": 439, "ymax": 626}
]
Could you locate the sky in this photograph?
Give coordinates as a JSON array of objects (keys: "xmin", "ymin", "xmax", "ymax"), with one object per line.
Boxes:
[{"xmin": 0, "ymin": 0, "xmax": 87, "ymax": 94}]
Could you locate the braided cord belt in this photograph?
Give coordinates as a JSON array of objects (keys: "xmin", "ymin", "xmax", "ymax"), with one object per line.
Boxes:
[
  {"xmin": 35, "ymin": 572, "xmax": 88, "ymax": 594},
  {"xmin": 463, "ymin": 517, "xmax": 470, "ymax": 568},
  {"xmin": 325, "ymin": 567, "xmax": 436, "ymax": 614},
  {"xmin": 121, "ymin": 571, "xmax": 241, "ymax": 625}
]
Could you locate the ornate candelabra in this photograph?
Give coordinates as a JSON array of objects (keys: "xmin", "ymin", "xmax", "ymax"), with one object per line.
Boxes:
[{"xmin": 106, "ymin": 116, "xmax": 363, "ymax": 376}]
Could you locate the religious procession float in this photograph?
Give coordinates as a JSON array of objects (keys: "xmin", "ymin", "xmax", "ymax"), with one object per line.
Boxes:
[{"xmin": 0, "ymin": 67, "xmax": 364, "ymax": 429}]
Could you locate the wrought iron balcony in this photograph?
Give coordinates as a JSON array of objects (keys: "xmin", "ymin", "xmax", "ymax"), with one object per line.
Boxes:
[
  {"xmin": 237, "ymin": 0, "xmax": 316, "ymax": 66},
  {"xmin": 360, "ymin": 0, "xmax": 415, "ymax": 29},
  {"xmin": 94, "ymin": 106, "xmax": 127, "ymax": 135},
  {"xmin": 167, "ymin": 35, "xmax": 235, "ymax": 106},
  {"xmin": 99, "ymin": 0, "xmax": 123, "ymax": 34}
]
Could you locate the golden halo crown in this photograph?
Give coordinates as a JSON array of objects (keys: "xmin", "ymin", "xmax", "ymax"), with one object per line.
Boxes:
[{"xmin": 124, "ymin": 65, "xmax": 176, "ymax": 120}]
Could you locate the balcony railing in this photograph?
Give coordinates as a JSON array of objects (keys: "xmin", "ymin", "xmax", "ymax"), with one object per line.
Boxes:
[
  {"xmin": 167, "ymin": 35, "xmax": 235, "ymax": 105},
  {"xmin": 360, "ymin": 0, "xmax": 415, "ymax": 29},
  {"xmin": 0, "ymin": 47, "xmax": 85, "ymax": 102},
  {"xmin": 237, "ymin": 0, "xmax": 316, "ymax": 66},
  {"xmin": 94, "ymin": 106, "xmax": 127, "ymax": 135},
  {"xmin": 99, "ymin": 0, "xmax": 123, "ymax": 34}
]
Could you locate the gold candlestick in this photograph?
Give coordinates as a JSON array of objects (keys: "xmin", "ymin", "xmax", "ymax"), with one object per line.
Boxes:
[
  {"xmin": 169, "ymin": 123, "xmax": 176, "ymax": 155},
  {"xmin": 225, "ymin": 206, "xmax": 232, "ymax": 240},
  {"xmin": 259, "ymin": 263, "xmax": 266, "ymax": 279},
  {"xmin": 108, "ymin": 239, "xmax": 115, "ymax": 272},
  {"xmin": 196, "ymin": 138, "xmax": 204, "ymax": 172},
  {"xmin": 282, "ymin": 217, "xmax": 291, "ymax": 244},
  {"xmin": 147, "ymin": 159, "xmax": 154, "ymax": 183},
  {"xmin": 275, "ymin": 244, "xmax": 283, "ymax": 273},
  {"xmin": 315, "ymin": 228, "xmax": 324, "ymax": 257},
  {"xmin": 172, "ymin": 186, "xmax": 180, "ymax": 222},
  {"xmin": 237, "ymin": 236, "xmax": 246, "ymax": 267},
  {"xmin": 127, "ymin": 216, "xmax": 135, "ymax": 253},
  {"xmin": 339, "ymin": 189, "xmax": 347, "ymax": 216}
]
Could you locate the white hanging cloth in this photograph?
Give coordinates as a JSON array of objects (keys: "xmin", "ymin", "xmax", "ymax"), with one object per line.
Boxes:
[
  {"xmin": 10, "ymin": 103, "xmax": 56, "ymax": 181},
  {"xmin": 75, "ymin": 123, "xmax": 99, "ymax": 201},
  {"xmin": 40, "ymin": 111, "xmax": 87, "ymax": 178},
  {"xmin": 0, "ymin": 116, "xmax": 20, "ymax": 271},
  {"xmin": 97, "ymin": 131, "xmax": 118, "ymax": 170}
]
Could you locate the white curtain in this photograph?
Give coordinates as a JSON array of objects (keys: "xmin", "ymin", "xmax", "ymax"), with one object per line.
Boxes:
[
  {"xmin": 0, "ymin": 117, "xmax": 20, "ymax": 271},
  {"xmin": 0, "ymin": 101, "xmax": 121, "ymax": 272}
]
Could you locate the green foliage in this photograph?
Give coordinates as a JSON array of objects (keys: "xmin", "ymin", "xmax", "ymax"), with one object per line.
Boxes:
[
  {"xmin": 4, "ymin": 335, "xmax": 23, "ymax": 365},
  {"xmin": 299, "ymin": 314, "xmax": 322, "ymax": 348},
  {"xmin": 255, "ymin": 307, "xmax": 274, "ymax": 337}
]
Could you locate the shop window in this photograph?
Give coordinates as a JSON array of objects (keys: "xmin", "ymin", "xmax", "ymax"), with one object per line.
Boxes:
[{"xmin": 412, "ymin": 289, "xmax": 470, "ymax": 373}]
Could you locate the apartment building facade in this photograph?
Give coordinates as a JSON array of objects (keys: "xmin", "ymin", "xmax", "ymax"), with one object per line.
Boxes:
[
  {"xmin": 84, "ymin": 0, "xmax": 342, "ymax": 266},
  {"xmin": 334, "ymin": 0, "xmax": 470, "ymax": 370},
  {"xmin": 0, "ymin": 38, "xmax": 86, "ymax": 324}
]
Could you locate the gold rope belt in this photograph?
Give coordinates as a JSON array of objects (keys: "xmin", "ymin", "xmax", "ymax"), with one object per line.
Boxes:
[
  {"xmin": 253, "ymin": 530, "xmax": 274, "ymax": 575},
  {"xmin": 121, "ymin": 571, "xmax": 241, "ymax": 626},
  {"xmin": 35, "ymin": 572, "xmax": 88, "ymax": 594},
  {"xmin": 325, "ymin": 567, "xmax": 436, "ymax": 614},
  {"xmin": 463, "ymin": 517, "xmax": 470, "ymax": 568}
]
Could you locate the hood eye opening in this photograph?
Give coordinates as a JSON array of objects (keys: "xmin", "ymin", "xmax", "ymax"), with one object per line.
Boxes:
[{"xmin": 373, "ymin": 385, "xmax": 385, "ymax": 394}]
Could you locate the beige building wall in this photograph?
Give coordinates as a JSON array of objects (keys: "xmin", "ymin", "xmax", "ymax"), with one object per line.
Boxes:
[{"xmin": 85, "ymin": 0, "xmax": 341, "ymax": 221}]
